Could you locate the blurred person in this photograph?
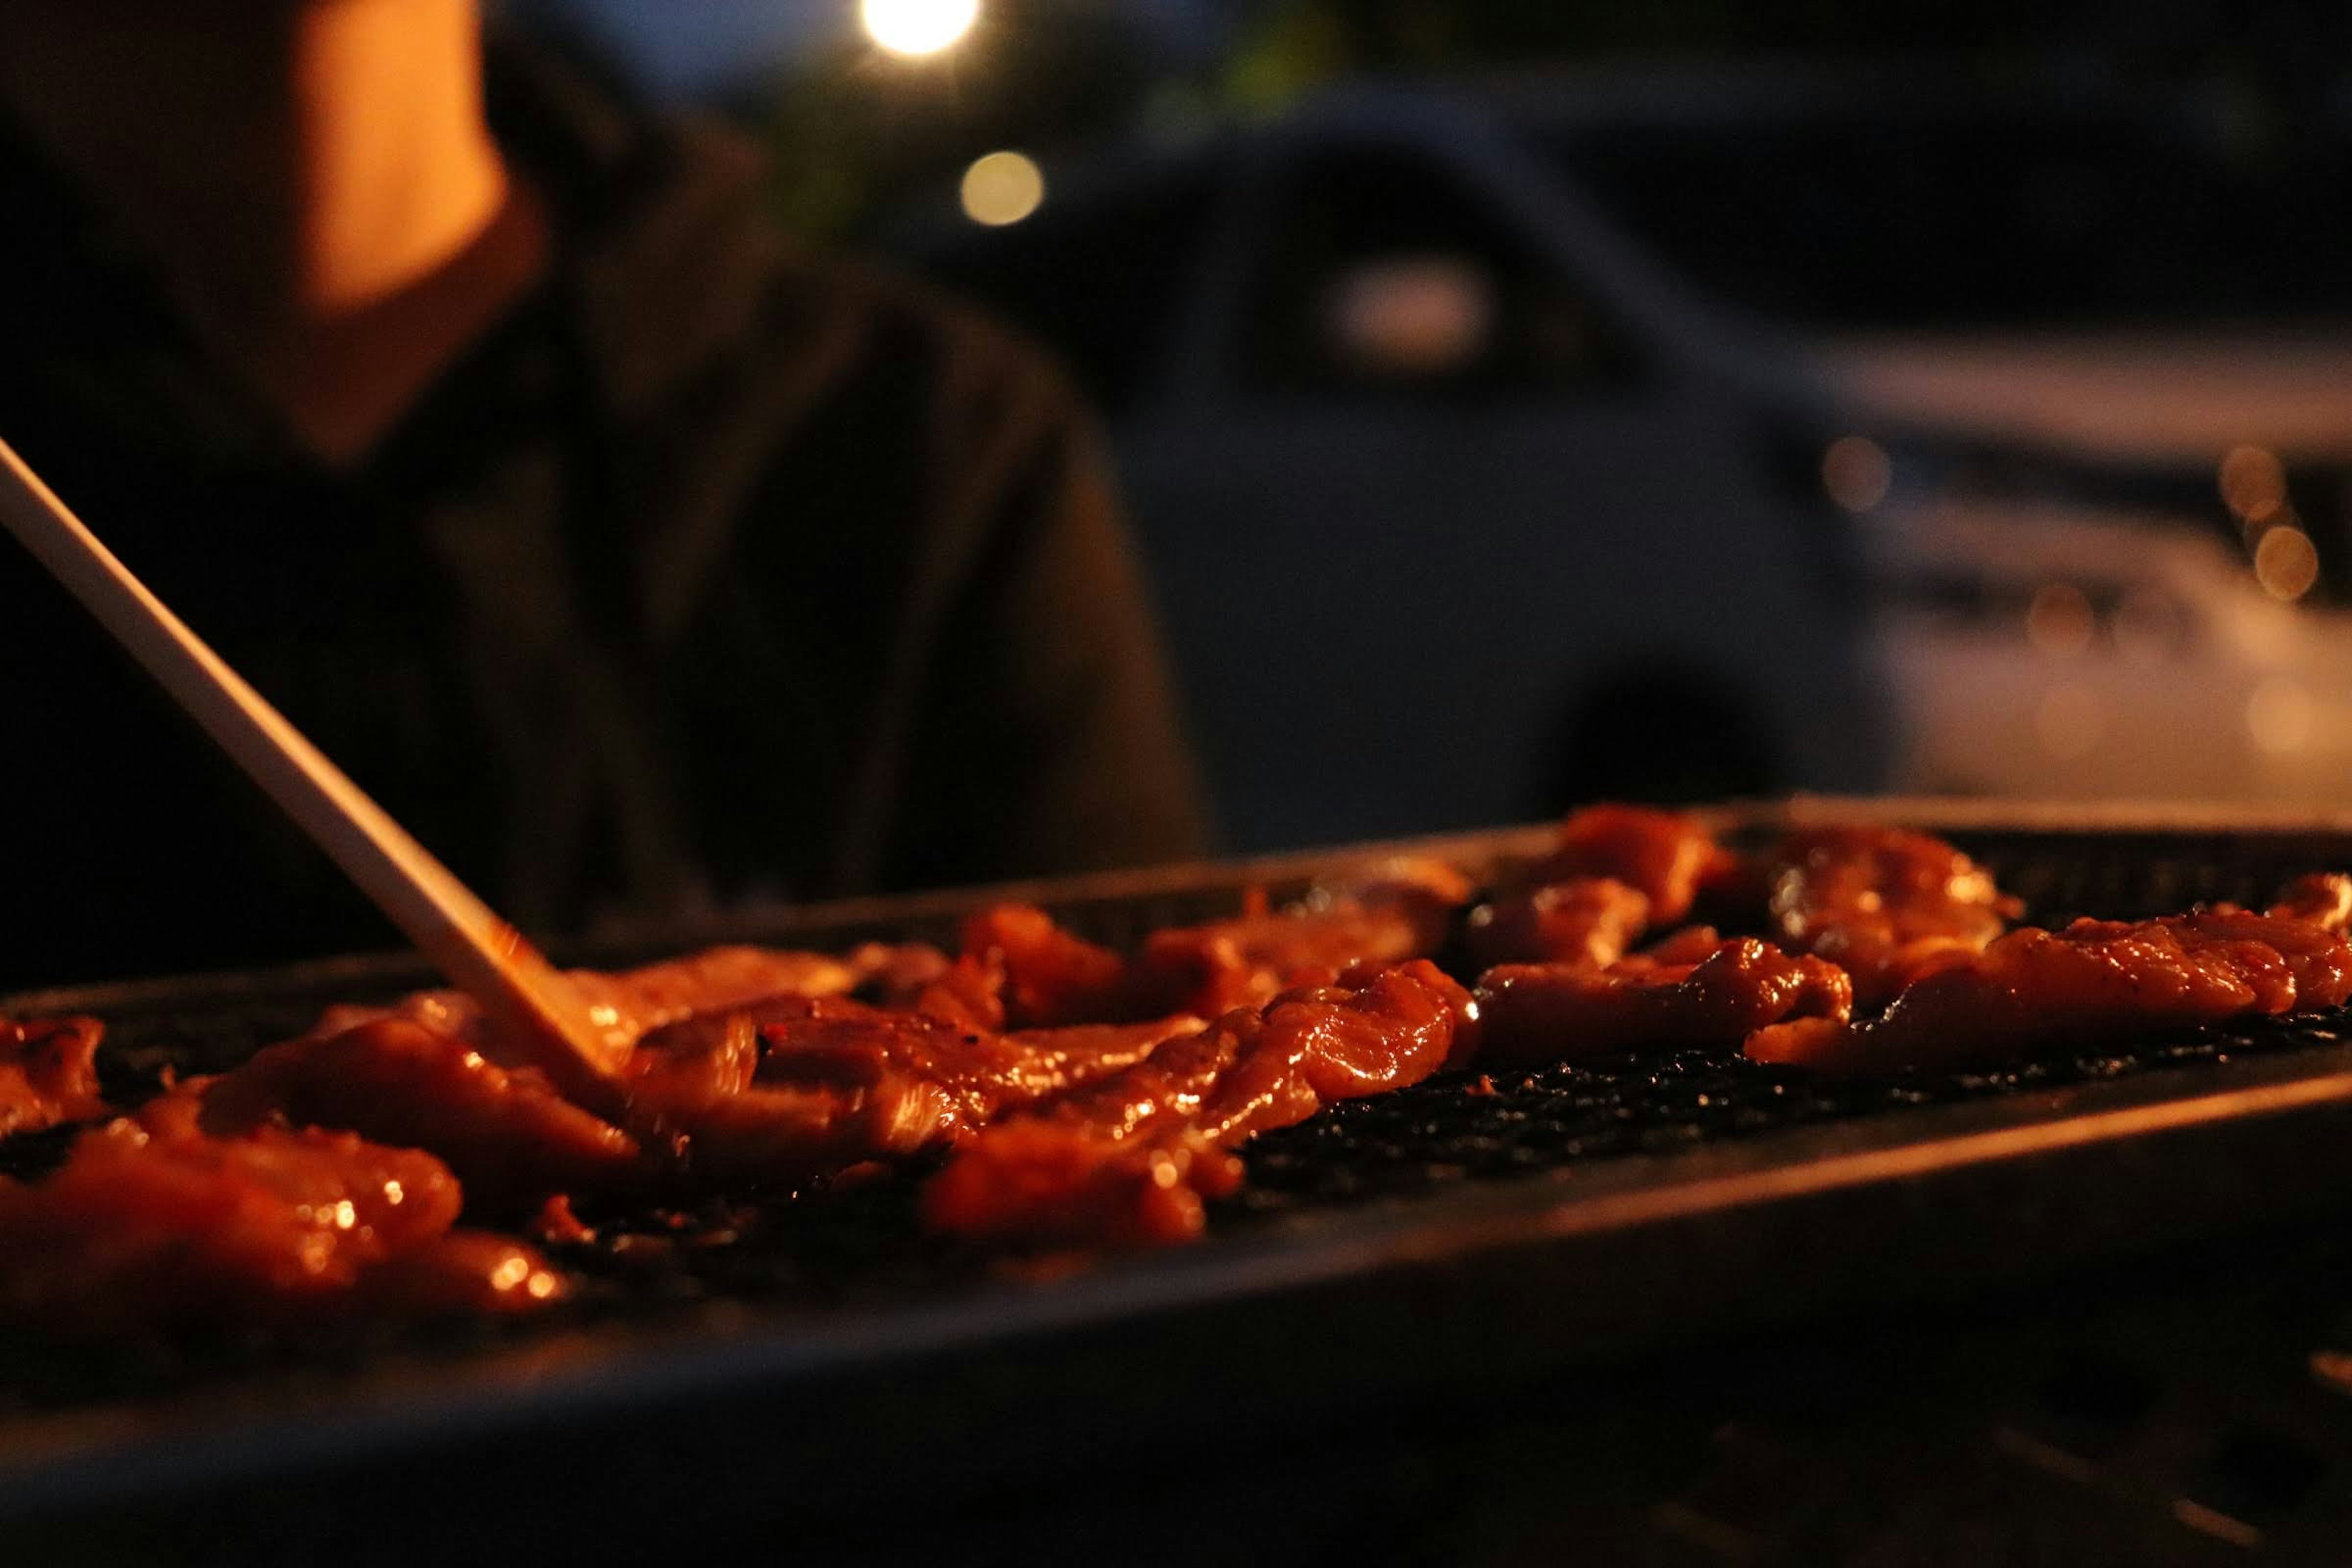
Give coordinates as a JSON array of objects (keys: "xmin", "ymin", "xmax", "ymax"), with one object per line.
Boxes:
[{"xmin": 0, "ymin": 0, "xmax": 1205, "ymax": 986}]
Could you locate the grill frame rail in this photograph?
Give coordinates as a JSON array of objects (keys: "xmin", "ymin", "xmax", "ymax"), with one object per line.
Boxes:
[{"xmin": 12, "ymin": 797, "xmax": 2352, "ymax": 1525}]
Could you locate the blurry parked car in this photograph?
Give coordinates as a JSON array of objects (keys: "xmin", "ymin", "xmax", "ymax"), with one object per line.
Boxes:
[
  {"xmin": 888, "ymin": 67, "xmax": 2352, "ymax": 846},
  {"xmin": 1875, "ymin": 504, "xmax": 2352, "ymax": 803}
]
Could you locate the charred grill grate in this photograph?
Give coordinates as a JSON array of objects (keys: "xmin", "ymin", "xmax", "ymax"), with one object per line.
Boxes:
[{"xmin": 6, "ymin": 826, "xmax": 2352, "ymax": 1411}]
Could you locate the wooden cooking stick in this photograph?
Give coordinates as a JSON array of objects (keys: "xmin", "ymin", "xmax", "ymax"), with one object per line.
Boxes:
[{"xmin": 0, "ymin": 434, "xmax": 630, "ymax": 1112}]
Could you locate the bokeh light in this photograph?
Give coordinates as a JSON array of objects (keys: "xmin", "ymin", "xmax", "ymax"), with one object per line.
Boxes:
[
  {"xmin": 862, "ymin": 0, "xmax": 979, "ymax": 58},
  {"xmin": 959, "ymin": 150, "xmax": 1046, "ymax": 226},
  {"xmin": 1329, "ymin": 257, "xmax": 1494, "ymax": 375},
  {"xmin": 2025, "ymin": 582, "xmax": 2094, "ymax": 657},
  {"xmin": 2253, "ymin": 525, "xmax": 2320, "ymax": 601},
  {"xmin": 2034, "ymin": 682, "xmax": 2104, "ymax": 758},
  {"xmin": 2245, "ymin": 676, "xmax": 2315, "ymax": 755},
  {"xmin": 1820, "ymin": 435, "xmax": 1891, "ymax": 512},
  {"xmin": 2111, "ymin": 589, "xmax": 2186, "ymax": 664},
  {"xmin": 2219, "ymin": 444, "xmax": 2288, "ymax": 527}
]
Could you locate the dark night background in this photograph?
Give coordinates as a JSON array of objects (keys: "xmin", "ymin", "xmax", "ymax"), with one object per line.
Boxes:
[{"xmin": 509, "ymin": 0, "xmax": 2352, "ymax": 854}]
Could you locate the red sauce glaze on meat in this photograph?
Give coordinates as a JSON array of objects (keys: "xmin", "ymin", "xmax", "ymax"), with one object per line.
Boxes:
[
  {"xmin": 1766, "ymin": 826, "xmax": 2022, "ymax": 1006},
  {"xmin": 624, "ymin": 998, "xmax": 1207, "ymax": 1183},
  {"xmin": 1746, "ymin": 904, "xmax": 2352, "ymax": 1075},
  {"xmin": 10, "ymin": 809, "xmax": 2351, "ymax": 1319},
  {"xmin": 1463, "ymin": 877, "xmax": 1652, "ymax": 969},
  {"xmin": 924, "ymin": 960, "xmax": 1476, "ymax": 1246},
  {"xmin": 313, "ymin": 944, "xmax": 899, "ymax": 1064},
  {"xmin": 1134, "ymin": 862, "xmax": 1472, "ymax": 1019},
  {"xmin": 1526, "ymin": 805, "xmax": 1736, "ymax": 927},
  {"xmin": 199, "ymin": 1019, "xmax": 644, "ymax": 1207},
  {"xmin": 0, "ymin": 1103, "xmax": 559, "ymax": 1333},
  {"xmin": 193, "ymin": 986, "xmax": 1208, "ymax": 1205},
  {"xmin": 2272, "ymin": 873, "xmax": 2352, "ymax": 933},
  {"xmin": 1475, "ymin": 938, "xmax": 1853, "ymax": 1066},
  {"xmin": 958, "ymin": 904, "xmax": 1134, "ymax": 1027},
  {"xmin": 0, "ymin": 1015, "xmax": 108, "ymax": 1137},
  {"xmin": 951, "ymin": 861, "xmax": 1473, "ymax": 1028},
  {"xmin": 922, "ymin": 1125, "xmax": 1243, "ymax": 1249}
]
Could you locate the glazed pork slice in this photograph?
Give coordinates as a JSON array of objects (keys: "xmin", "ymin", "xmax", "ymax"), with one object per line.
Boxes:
[
  {"xmin": 922, "ymin": 960, "xmax": 1476, "ymax": 1247},
  {"xmin": 1474, "ymin": 938, "xmax": 1853, "ymax": 1066},
  {"xmin": 2272, "ymin": 872, "xmax": 2352, "ymax": 932},
  {"xmin": 1746, "ymin": 899, "xmax": 2352, "ymax": 1076},
  {"xmin": 954, "ymin": 859, "xmax": 1474, "ymax": 1028},
  {"xmin": 0, "ymin": 1099, "xmax": 560, "ymax": 1334},
  {"xmin": 1462, "ymin": 877, "xmax": 1653, "ymax": 970},
  {"xmin": 198, "ymin": 1019, "xmax": 646, "ymax": 1207},
  {"xmin": 203, "ymin": 992, "xmax": 1206, "ymax": 1199},
  {"xmin": 1460, "ymin": 806, "xmax": 1743, "ymax": 968},
  {"xmin": 635, "ymin": 999, "xmax": 1206, "ymax": 1182},
  {"xmin": 0, "ymin": 1015, "xmax": 107, "ymax": 1137},
  {"xmin": 1522, "ymin": 804, "xmax": 1737, "ymax": 927},
  {"xmin": 1765, "ymin": 826, "xmax": 2022, "ymax": 1007},
  {"xmin": 311, "ymin": 943, "xmax": 911, "ymax": 1063}
]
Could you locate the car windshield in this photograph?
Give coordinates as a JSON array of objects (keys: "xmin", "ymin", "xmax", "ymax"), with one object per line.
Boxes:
[{"xmin": 1539, "ymin": 106, "xmax": 2352, "ymax": 330}]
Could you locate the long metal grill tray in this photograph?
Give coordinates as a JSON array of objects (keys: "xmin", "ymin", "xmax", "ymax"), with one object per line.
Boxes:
[{"xmin": 10, "ymin": 797, "xmax": 2352, "ymax": 1525}]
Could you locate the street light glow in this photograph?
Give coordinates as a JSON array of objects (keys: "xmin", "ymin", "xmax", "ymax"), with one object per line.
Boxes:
[
  {"xmin": 960, "ymin": 151, "xmax": 1045, "ymax": 225},
  {"xmin": 862, "ymin": 0, "xmax": 979, "ymax": 57}
]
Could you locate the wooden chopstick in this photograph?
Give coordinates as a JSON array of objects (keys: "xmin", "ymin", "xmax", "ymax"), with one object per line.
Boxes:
[{"xmin": 0, "ymin": 434, "xmax": 630, "ymax": 1111}]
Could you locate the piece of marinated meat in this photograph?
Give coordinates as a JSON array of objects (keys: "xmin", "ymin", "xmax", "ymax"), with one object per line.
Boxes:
[
  {"xmin": 952, "ymin": 862, "xmax": 1473, "ymax": 1028},
  {"xmin": 312, "ymin": 944, "xmax": 893, "ymax": 1065},
  {"xmin": 0, "ymin": 1102, "xmax": 559, "ymax": 1333},
  {"xmin": 957, "ymin": 903, "xmax": 1133, "ymax": 1027},
  {"xmin": 1476, "ymin": 938, "xmax": 1853, "ymax": 1065},
  {"xmin": 2272, "ymin": 872, "xmax": 2352, "ymax": 932},
  {"xmin": 0, "ymin": 1016, "xmax": 107, "ymax": 1137},
  {"xmin": 1463, "ymin": 877, "xmax": 1653, "ymax": 969},
  {"xmin": 1766, "ymin": 826, "xmax": 2022, "ymax": 1006},
  {"xmin": 1134, "ymin": 859, "xmax": 1476, "ymax": 1019},
  {"xmin": 922, "ymin": 1123, "xmax": 1243, "ymax": 1249},
  {"xmin": 203, "ymin": 990, "xmax": 1205, "ymax": 1200},
  {"xmin": 1746, "ymin": 903, "xmax": 2352, "ymax": 1075},
  {"xmin": 199, "ymin": 1019, "xmax": 644, "ymax": 1207},
  {"xmin": 629, "ymin": 998, "xmax": 1206, "ymax": 1182},
  {"xmin": 923, "ymin": 960, "xmax": 1475, "ymax": 1246},
  {"xmin": 1525, "ymin": 805, "xmax": 1738, "ymax": 927}
]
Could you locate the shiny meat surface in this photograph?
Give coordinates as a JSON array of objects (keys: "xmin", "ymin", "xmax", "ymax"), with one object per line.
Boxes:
[
  {"xmin": 924, "ymin": 961, "xmax": 1474, "ymax": 1245},
  {"xmin": 10, "ymin": 815, "xmax": 2352, "ymax": 1326},
  {"xmin": 1766, "ymin": 826, "xmax": 2022, "ymax": 1006},
  {"xmin": 0, "ymin": 1106, "xmax": 559, "ymax": 1333},
  {"xmin": 1528, "ymin": 805, "xmax": 1733, "ymax": 925},
  {"xmin": 639, "ymin": 1001, "xmax": 1208, "ymax": 1181},
  {"xmin": 314, "ymin": 944, "xmax": 888, "ymax": 1063},
  {"xmin": 957, "ymin": 904, "xmax": 1134, "ymax": 1027},
  {"xmin": 922, "ymin": 1125, "xmax": 1243, "ymax": 1248},
  {"xmin": 1463, "ymin": 878, "xmax": 1653, "ymax": 969},
  {"xmin": 1135, "ymin": 863, "xmax": 1469, "ymax": 1018},
  {"xmin": 200, "ymin": 1019, "xmax": 644, "ymax": 1207},
  {"xmin": 1476, "ymin": 939, "xmax": 1853, "ymax": 1066},
  {"xmin": 0, "ymin": 1015, "xmax": 107, "ymax": 1137},
  {"xmin": 2272, "ymin": 872, "xmax": 2352, "ymax": 932},
  {"xmin": 204, "ymin": 992, "xmax": 1206, "ymax": 1199},
  {"xmin": 1747, "ymin": 905, "xmax": 2352, "ymax": 1075},
  {"xmin": 955, "ymin": 861, "xmax": 1472, "ymax": 1028}
]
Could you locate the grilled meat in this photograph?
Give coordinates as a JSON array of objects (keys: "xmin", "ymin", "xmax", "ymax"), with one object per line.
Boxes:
[
  {"xmin": 199, "ymin": 1019, "xmax": 645, "ymax": 1207},
  {"xmin": 1747, "ymin": 903, "xmax": 2352, "ymax": 1075},
  {"xmin": 1765, "ymin": 826, "xmax": 2022, "ymax": 1007},
  {"xmin": 1463, "ymin": 877, "xmax": 1653, "ymax": 969},
  {"xmin": 1476, "ymin": 938, "xmax": 1852, "ymax": 1065},
  {"xmin": 0, "ymin": 1014, "xmax": 106, "ymax": 1137},
  {"xmin": 924, "ymin": 960, "xmax": 1475, "ymax": 1246},
  {"xmin": 0, "ymin": 1098, "xmax": 558, "ymax": 1333},
  {"xmin": 1524, "ymin": 804, "xmax": 1738, "ymax": 926}
]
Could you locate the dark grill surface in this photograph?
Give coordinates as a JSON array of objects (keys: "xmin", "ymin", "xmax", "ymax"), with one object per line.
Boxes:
[{"xmin": 6, "ymin": 826, "xmax": 2352, "ymax": 1415}]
